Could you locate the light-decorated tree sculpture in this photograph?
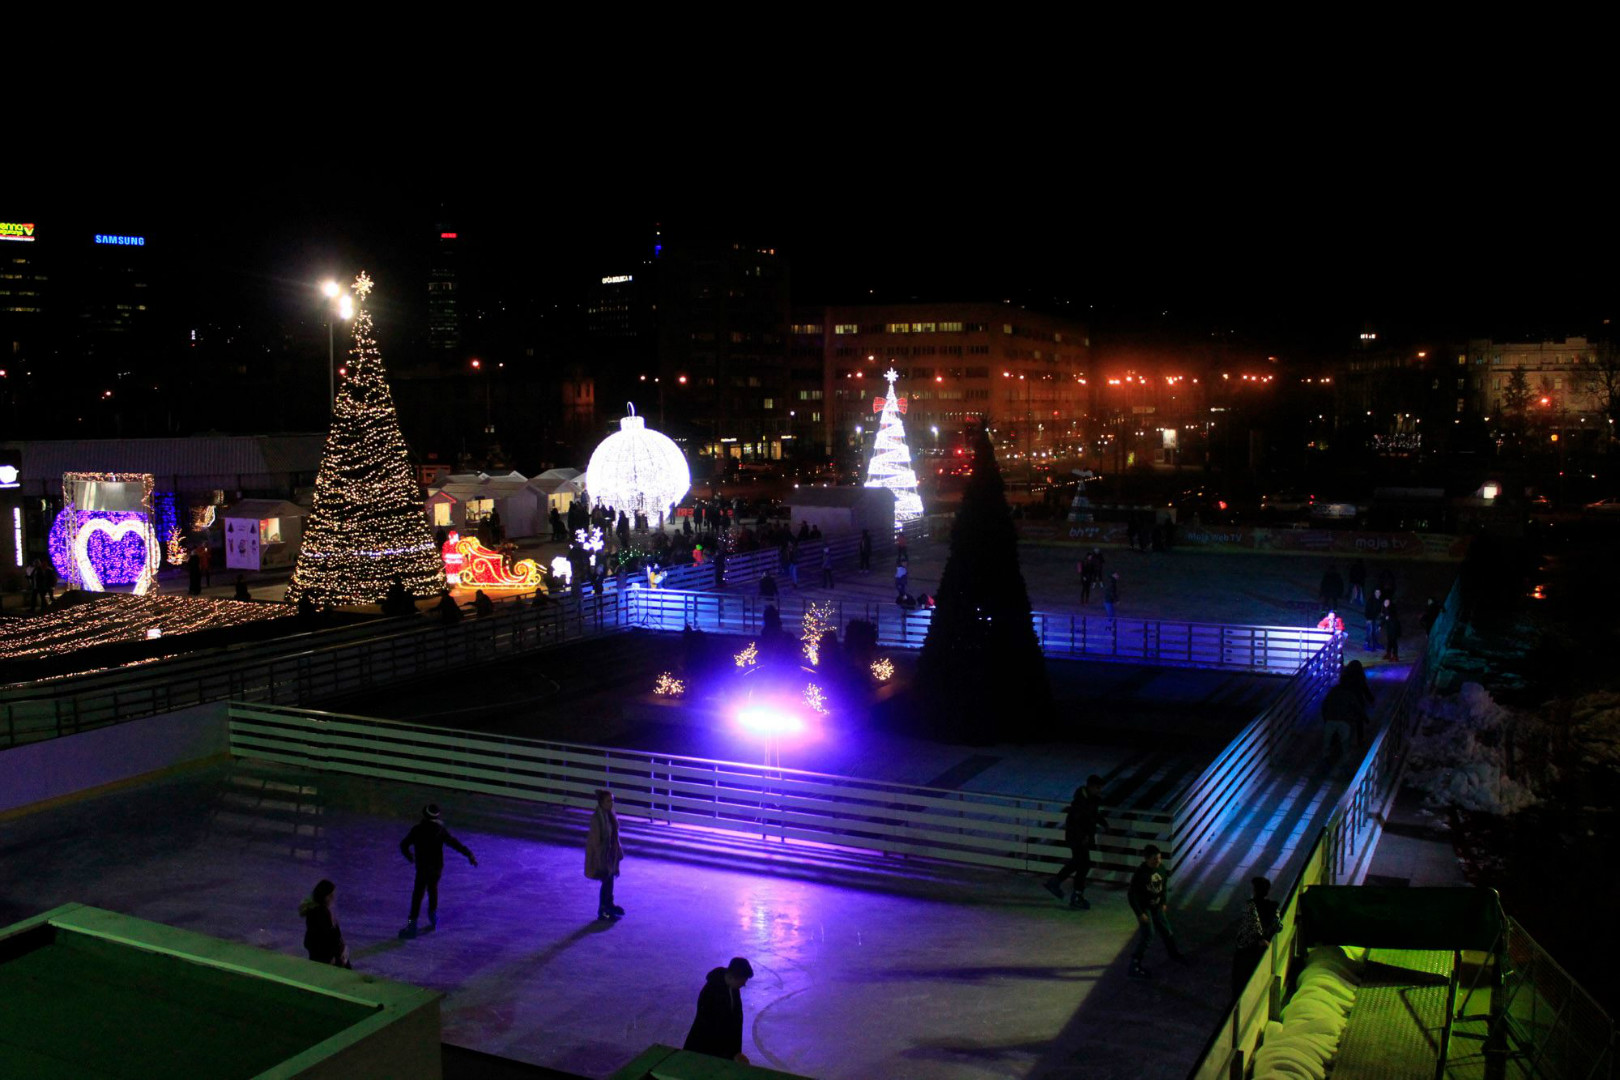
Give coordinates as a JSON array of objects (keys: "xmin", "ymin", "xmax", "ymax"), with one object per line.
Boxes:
[
  {"xmin": 285, "ymin": 273, "xmax": 446, "ymax": 607},
  {"xmin": 585, "ymin": 404, "xmax": 690, "ymax": 521},
  {"xmin": 865, "ymin": 368, "xmax": 924, "ymax": 522}
]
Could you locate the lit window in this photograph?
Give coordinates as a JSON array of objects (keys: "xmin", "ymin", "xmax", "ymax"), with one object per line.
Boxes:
[{"xmin": 834, "ymin": 324, "xmax": 859, "ymax": 334}]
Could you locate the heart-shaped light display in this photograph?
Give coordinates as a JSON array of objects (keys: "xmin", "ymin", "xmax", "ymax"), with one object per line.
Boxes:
[{"xmin": 75, "ymin": 517, "xmax": 160, "ymax": 594}]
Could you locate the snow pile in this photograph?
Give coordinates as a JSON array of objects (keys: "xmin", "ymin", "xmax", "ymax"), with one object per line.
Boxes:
[{"xmin": 1408, "ymin": 683, "xmax": 1541, "ymax": 815}]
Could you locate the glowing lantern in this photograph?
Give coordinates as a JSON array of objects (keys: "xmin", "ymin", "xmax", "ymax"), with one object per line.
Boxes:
[{"xmin": 585, "ymin": 404, "xmax": 690, "ymax": 520}]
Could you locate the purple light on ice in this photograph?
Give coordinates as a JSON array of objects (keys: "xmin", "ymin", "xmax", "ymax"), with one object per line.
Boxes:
[{"xmin": 736, "ymin": 703, "xmax": 805, "ymax": 737}]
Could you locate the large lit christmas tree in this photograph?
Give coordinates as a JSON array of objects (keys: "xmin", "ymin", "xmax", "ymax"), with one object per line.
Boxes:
[
  {"xmin": 286, "ymin": 273, "xmax": 446, "ymax": 607},
  {"xmin": 865, "ymin": 368, "xmax": 924, "ymax": 521}
]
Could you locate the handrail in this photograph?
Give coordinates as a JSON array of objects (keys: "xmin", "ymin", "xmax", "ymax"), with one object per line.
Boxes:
[
  {"xmin": 227, "ymin": 700, "xmax": 1172, "ymax": 881},
  {"xmin": 1184, "ymin": 576, "xmax": 1464, "ymax": 1079}
]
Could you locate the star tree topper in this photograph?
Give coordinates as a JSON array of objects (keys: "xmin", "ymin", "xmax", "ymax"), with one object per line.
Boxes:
[
  {"xmin": 877, "ymin": 368, "xmax": 908, "ymax": 413},
  {"xmin": 351, "ymin": 271, "xmax": 374, "ymax": 300}
]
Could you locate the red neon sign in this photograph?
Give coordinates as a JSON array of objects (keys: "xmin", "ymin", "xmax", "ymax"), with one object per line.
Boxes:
[{"xmin": 440, "ymin": 232, "xmax": 458, "ymax": 239}]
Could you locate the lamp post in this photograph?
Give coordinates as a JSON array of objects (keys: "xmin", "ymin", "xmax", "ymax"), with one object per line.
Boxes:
[{"xmin": 320, "ymin": 281, "xmax": 353, "ymax": 410}]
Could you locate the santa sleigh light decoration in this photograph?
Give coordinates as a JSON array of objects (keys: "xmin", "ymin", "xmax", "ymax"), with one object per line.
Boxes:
[{"xmin": 440, "ymin": 531, "xmax": 543, "ymax": 590}]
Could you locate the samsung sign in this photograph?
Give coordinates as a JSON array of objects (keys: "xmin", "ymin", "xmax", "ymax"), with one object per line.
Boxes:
[{"xmin": 94, "ymin": 234, "xmax": 146, "ymax": 246}]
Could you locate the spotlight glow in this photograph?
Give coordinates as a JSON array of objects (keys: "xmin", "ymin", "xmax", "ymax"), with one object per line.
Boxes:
[{"xmin": 736, "ymin": 703, "xmax": 804, "ymax": 736}]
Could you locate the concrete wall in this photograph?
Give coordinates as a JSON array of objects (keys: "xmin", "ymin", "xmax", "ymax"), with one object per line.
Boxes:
[{"xmin": 0, "ymin": 702, "xmax": 229, "ymax": 816}]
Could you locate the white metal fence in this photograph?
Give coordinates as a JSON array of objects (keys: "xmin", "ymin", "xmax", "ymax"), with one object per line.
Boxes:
[{"xmin": 227, "ymin": 702, "xmax": 1173, "ymax": 882}]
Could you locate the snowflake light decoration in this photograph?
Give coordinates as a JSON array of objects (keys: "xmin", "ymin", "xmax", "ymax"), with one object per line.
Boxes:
[
  {"xmin": 871, "ymin": 657, "xmax": 895, "ymax": 682},
  {"xmin": 575, "ymin": 526, "xmax": 605, "ymax": 567},
  {"xmin": 803, "ymin": 683, "xmax": 828, "ymax": 714}
]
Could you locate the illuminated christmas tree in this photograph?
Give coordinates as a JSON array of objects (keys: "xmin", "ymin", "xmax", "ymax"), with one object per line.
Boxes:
[
  {"xmin": 865, "ymin": 369, "xmax": 924, "ymax": 522},
  {"xmin": 286, "ymin": 273, "xmax": 445, "ymax": 607}
]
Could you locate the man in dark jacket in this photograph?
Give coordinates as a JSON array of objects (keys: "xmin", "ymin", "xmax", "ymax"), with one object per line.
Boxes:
[
  {"xmin": 683, "ymin": 956, "xmax": 754, "ymax": 1063},
  {"xmin": 1044, "ymin": 775, "xmax": 1109, "ymax": 909},
  {"xmin": 400, "ymin": 803, "xmax": 477, "ymax": 938},
  {"xmin": 1128, "ymin": 845, "xmax": 1186, "ymax": 977}
]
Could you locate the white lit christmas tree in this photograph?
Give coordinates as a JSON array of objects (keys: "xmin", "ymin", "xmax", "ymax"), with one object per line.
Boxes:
[
  {"xmin": 286, "ymin": 273, "xmax": 446, "ymax": 606},
  {"xmin": 865, "ymin": 368, "xmax": 924, "ymax": 521}
]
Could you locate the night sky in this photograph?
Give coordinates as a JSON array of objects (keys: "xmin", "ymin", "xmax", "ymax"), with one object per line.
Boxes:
[{"xmin": 23, "ymin": 137, "xmax": 1615, "ymax": 358}]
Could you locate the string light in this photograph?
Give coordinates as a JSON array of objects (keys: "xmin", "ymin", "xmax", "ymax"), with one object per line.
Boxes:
[
  {"xmin": 585, "ymin": 404, "xmax": 690, "ymax": 521},
  {"xmin": 803, "ymin": 683, "xmax": 828, "ymax": 714},
  {"xmin": 801, "ymin": 602, "xmax": 835, "ymax": 665},
  {"xmin": 654, "ymin": 671, "xmax": 685, "ymax": 696},
  {"xmin": 734, "ymin": 641, "xmax": 758, "ymax": 668},
  {"xmin": 864, "ymin": 369, "xmax": 924, "ymax": 521},
  {"xmin": 0, "ymin": 594, "xmax": 288, "ymax": 662},
  {"xmin": 287, "ymin": 273, "xmax": 447, "ymax": 607},
  {"xmin": 447, "ymin": 535, "xmax": 542, "ymax": 590},
  {"xmin": 870, "ymin": 657, "xmax": 894, "ymax": 682}
]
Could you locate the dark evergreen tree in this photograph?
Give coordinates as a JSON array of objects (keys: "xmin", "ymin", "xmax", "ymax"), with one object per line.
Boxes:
[{"xmin": 916, "ymin": 424, "xmax": 1052, "ymax": 742}]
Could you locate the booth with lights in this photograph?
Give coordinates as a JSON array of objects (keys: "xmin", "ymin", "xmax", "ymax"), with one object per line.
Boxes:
[
  {"xmin": 47, "ymin": 472, "xmax": 162, "ymax": 595},
  {"xmin": 223, "ymin": 500, "xmax": 308, "ymax": 571}
]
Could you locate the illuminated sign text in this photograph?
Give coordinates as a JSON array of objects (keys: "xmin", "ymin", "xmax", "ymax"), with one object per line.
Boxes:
[
  {"xmin": 601, "ymin": 275, "xmax": 633, "ymax": 284},
  {"xmin": 94, "ymin": 234, "xmax": 146, "ymax": 246},
  {"xmin": 0, "ymin": 222, "xmax": 35, "ymax": 242}
]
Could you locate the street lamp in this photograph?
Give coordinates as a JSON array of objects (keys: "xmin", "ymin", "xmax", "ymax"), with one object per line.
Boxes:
[{"xmin": 320, "ymin": 280, "xmax": 353, "ymax": 409}]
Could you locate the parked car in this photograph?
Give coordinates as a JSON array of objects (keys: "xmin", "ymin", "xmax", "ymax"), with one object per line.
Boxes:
[{"xmin": 1260, "ymin": 489, "xmax": 1314, "ymax": 514}]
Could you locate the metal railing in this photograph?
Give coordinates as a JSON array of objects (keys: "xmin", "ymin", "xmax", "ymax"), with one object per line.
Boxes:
[
  {"xmin": 226, "ymin": 701, "xmax": 1172, "ymax": 882},
  {"xmin": 0, "ymin": 595, "xmax": 630, "ymax": 749},
  {"xmin": 2, "ymin": 583, "xmax": 1328, "ymax": 751},
  {"xmin": 1500, "ymin": 917, "xmax": 1615, "ymax": 1080},
  {"xmin": 1185, "ymin": 578, "xmax": 1537, "ymax": 1080},
  {"xmin": 625, "ymin": 589, "xmax": 1334, "ymax": 674},
  {"xmin": 1168, "ymin": 630, "xmax": 1343, "ymax": 869}
]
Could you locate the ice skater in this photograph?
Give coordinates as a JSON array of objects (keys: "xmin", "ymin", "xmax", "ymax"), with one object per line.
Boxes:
[
  {"xmin": 1231, "ymin": 876, "xmax": 1281, "ymax": 998},
  {"xmin": 683, "ymin": 956, "xmax": 754, "ymax": 1063},
  {"xmin": 399, "ymin": 803, "xmax": 477, "ymax": 938},
  {"xmin": 1044, "ymin": 774, "xmax": 1108, "ymax": 909},
  {"xmin": 1128, "ymin": 844, "xmax": 1186, "ymax": 976},
  {"xmin": 1104, "ymin": 571, "xmax": 1120, "ymax": 620},
  {"xmin": 299, "ymin": 879, "xmax": 351, "ymax": 968},
  {"xmin": 586, "ymin": 789, "xmax": 625, "ymax": 920}
]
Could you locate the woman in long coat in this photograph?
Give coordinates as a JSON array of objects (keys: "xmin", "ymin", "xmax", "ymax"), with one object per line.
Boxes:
[
  {"xmin": 586, "ymin": 789, "xmax": 625, "ymax": 920},
  {"xmin": 299, "ymin": 879, "xmax": 351, "ymax": 968}
]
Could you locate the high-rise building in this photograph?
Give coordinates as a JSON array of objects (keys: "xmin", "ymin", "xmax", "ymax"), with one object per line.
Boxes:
[
  {"xmin": 428, "ymin": 224, "xmax": 460, "ymax": 358},
  {"xmin": 655, "ymin": 236, "xmax": 791, "ymax": 465}
]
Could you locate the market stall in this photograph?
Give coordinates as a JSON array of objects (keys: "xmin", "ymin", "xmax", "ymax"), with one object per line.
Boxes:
[{"xmin": 223, "ymin": 499, "xmax": 308, "ymax": 571}]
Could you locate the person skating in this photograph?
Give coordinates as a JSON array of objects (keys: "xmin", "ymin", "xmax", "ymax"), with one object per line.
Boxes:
[
  {"xmin": 683, "ymin": 956, "xmax": 754, "ymax": 1063},
  {"xmin": 300, "ymin": 878, "xmax": 351, "ymax": 968},
  {"xmin": 858, "ymin": 529, "xmax": 872, "ymax": 573},
  {"xmin": 1104, "ymin": 571, "xmax": 1120, "ymax": 620},
  {"xmin": 1128, "ymin": 844, "xmax": 1186, "ymax": 976},
  {"xmin": 1318, "ymin": 564, "xmax": 1344, "ymax": 613},
  {"xmin": 585, "ymin": 789, "xmax": 625, "ymax": 920},
  {"xmin": 1362, "ymin": 587, "xmax": 1382, "ymax": 652},
  {"xmin": 1230, "ymin": 876, "xmax": 1281, "ymax": 998},
  {"xmin": 821, "ymin": 545, "xmax": 834, "ymax": 588},
  {"xmin": 399, "ymin": 803, "xmax": 477, "ymax": 938},
  {"xmin": 1381, "ymin": 599, "xmax": 1402, "ymax": 662},
  {"xmin": 1043, "ymin": 774, "xmax": 1109, "ymax": 909}
]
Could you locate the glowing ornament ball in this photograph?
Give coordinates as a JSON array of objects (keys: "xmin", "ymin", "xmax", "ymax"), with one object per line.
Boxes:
[{"xmin": 585, "ymin": 405, "xmax": 689, "ymax": 520}]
